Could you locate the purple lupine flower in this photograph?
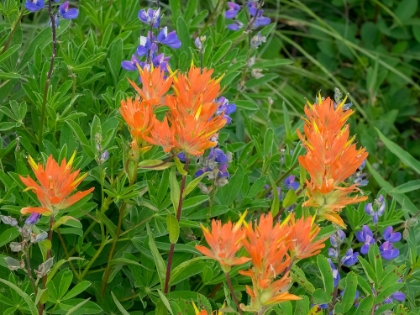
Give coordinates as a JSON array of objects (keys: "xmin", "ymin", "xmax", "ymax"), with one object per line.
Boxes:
[
  {"xmin": 383, "ymin": 226, "xmax": 401, "ymax": 243},
  {"xmin": 328, "ymin": 259, "xmax": 340, "ymax": 287},
  {"xmin": 152, "ymin": 53, "xmax": 170, "ymax": 71},
  {"xmin": 330, "ymin": 230, "xmax": 346, "ymax": 248},
  {"xmin": 59, "ymin": 1, "xmax": 79, "ymax": 20},
  {"xmin": 225, "ymin": 2, "xmax": 241, "ymax": 19},
  {"xmin": 328, "ymin": 248, "xmax": 338, "ymax": 259},
  {"xmin": 383, "ymin": 297, "xmax": 393, "ymax": 304},
  {"xmin": 208, "ymin": 148, "xmax": 229, "ymax": 165},
  {"xmin": 341, "ymin": 249, "xmax": 359, "ymax": 267},
  {"xmin": 157, "ymin": 27, "xmax": 181, "ymax": 49},
  {"xmin": 391, "ymin": 292, "xmax": 405, "ymax": 301},
  {"xmin": 138, "ymin": 7, "xmax": 161, "ymax": 28},
  {"xmin": 318, "ymin": 304, "xmax": 329, "ymax": 309},
  {"xmin": 25, "ymin": 0, "xmax": 44, "ymax": 12},
  {"xmin": 356, "ymin": 225, "xmax": 376, "ymax": 254},
  {"xmin": 364, "ymin": 195, "xmax": 385, "ymax": 223},
  {"xmin": 177, "ymin": 152, "xmax": 186, "ymax": 162},
  {"xmin": 99, "ymin": 150, "xmax": 109, "ymax": 163},
  {"xmin": 25, "ymin": 213, "xmax": 41, "ymax": 225},
  {"xmin": 380, "ymin": 241, "xmax": 399, "ymax": 260},
  {"xmin": 253, "ymin": 12, "xmax": 271, "ymax": 28},
  {"xmin": 136, "ymin": 36, "xmax": 156, "ymax": 57},
  {"xmin": 0, "ymin": 215, "xmax": 18, "ymax": 227},
  {"xmin": 227, "ymin": 20, "xmax": 244, "ymax": 31},
  {"xmin": 284, "ymin": 175, "xmax": 299, "ymax": 191},
  {"xmin": 215, "ymin": 97, "xmax": 236, "ymax": 124},
  {"xmin": 247, "ymin": 2, "xmax": 258, "ymax": 16},
  {"xmin": 121, "ymin": 55, "xmax": 142, "ymax": 71},
  {"xmin": 195, "ymin": 37, "xmax": 203, "ymax": 50},
  {"xmin": 264, "ymin": 184, "xmax": 282, "ymax": 200}
]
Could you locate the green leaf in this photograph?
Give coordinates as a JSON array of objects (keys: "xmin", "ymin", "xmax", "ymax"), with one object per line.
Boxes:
[
  {"xmin": 170, "ymin": 256, "xmax": 208, "ymax": 286},
  {"xmin": 353, "ymin": 295, "xmax": 374, "ymax": 315},
  {"xmin": 111, "ymin": 292, "xmax": 130, "ymax": 315},
  {"xmin": 138, "ymin": 159, "xmax": 174, "ymax": 170},
  {"xmin": 212, "ymin": 41, "xmax": 232, "ymax": 65},
  {"xmin": 235, "ymin": 100, "xmax": 259, "ymax": 111},
  {"xmin": 0, "ymin": 44, "xmax": 21, "ymax": 64},
  {"xmin": 395, "ymin": 0, "xmax": 418, "ymax": 22},
  {"xmin": 358, "ymin": 256, "xmax": 376, "ymax": 284},
  {"xmin": 166, "ymin": 213, "xmax": 180, "ymax": 244},
  {"xmin": 376, "ymin": 128, "xmax": 420, "ymax": 175},
  {"xmin": 96, "ymin": 210, "xmax": 117, "ymax": 240},
  {"xmin": 340, "ymin": 272, "xmax": 358, "ymax": 313},
  {"xmin": 52, "ymin": 216, "xmax": 80, "ymax": 230},
  {"xmin": 0, "ymin": 278, "xmax": 38, "ymax": 315},
  {"xmin": 376, "ymin": 282, "xmax": 404, "ymax": 304},
  {"xmin": 253, "ymin": 59, "xmax": 293, "ymax": 68},
  {"xmin": 0, "ymin": 228, "xmax": 20, "ymax": 247},
  {"xmin": 293, "ymin": 296, "xmax": 310, "ymax": 315},
  {"xmin": 183, "ymin": 172, "xmax": 207, "ymax": 197},
  {"xmin": 317, "ymin": 255, "xmax": 334, "ymax": 297},
  {"xmin": 368, "ymin": 244, "xmax": 383, "ymax": 281},
  {"xmin": 263, "ymin": 128, "xmax": 274, "ymax": 156},
  {"xmin": 282, "ymin": 189, "xmax": 297, "ymax": 208},
  {"xmin": 62, "ymin": 281, "xmax": 91, "ymax": 301},
  {"xmin": 64, "ymin": 298, "xmax": 91, "ymax": 315},
  {"xmin": 146, "ymin": 224, "xmax": 167, "ymax": 290},
  {"xmin": 169, "ymin": 167, "xmax": 180, "ymax": 216},
  {"xmin": 389, "ymin": 180, "xmax": 420, "ymax": 194},
  {"xmin": 157, "ymin": 290, "xmax": 174, "ymax": 315}
]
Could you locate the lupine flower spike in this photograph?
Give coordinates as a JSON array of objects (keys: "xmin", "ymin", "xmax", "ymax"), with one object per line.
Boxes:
[
  {"xmin": 195, "ymin": 211, "xmax": 250, "ymax": 272},
  {"xmin": 19, "ymin": 153, "xmax": 94, "ymax": 216},
  {"xmin": 298, "ymin": 94, "xmax": 368, "ymax": 227}
]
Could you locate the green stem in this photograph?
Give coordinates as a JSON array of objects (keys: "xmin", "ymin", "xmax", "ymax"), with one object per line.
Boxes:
[
  {"xmin": 39, "ymin": 215, "xmax": 54, "ymax": 314},
  {"xmin": 56, "ymin": 229, "xmax": 80, "ymax": 280},
  {"xmin": 79, "ymin": 238, "xmax": 107, "ymax": 281},
  {"xmin": 163, "ymin": 158, "xmax": 190, "ymax": 293},
  {"xmin": 38, "ymin": 0, "xmax": 58, "ymax": 147},
  {"xmin": 1, "ymin": 4, "xmax": 25, "ymax": 53},
  {"xmin": 225, "ymin": 272, "xmax": 243, "ymax": 315},
  {"xmin": 101, "ymin": 201, "xmax": 127, "ymax": 295}
]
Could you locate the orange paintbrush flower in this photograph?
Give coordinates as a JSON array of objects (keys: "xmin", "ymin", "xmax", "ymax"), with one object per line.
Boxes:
[
  {"xmin": 128, "ymin": 65, "xmax": 173, "ymax": 107},
  {"xmin": 195, "ymin": 212, "xmax": 250, "ymax": 272},
  {"xmin": 297, "ymin": 95, "xmax": 368, "ymax": 227},
  {"xmin": 120, "ymin": 97, "xmax": 155, "ymax": 146},
  {"xmin": 285, "ymin": 213, "xmax": 327, "ymax": 259},
  {"xmin": 239, "ymin": 213, "xmax": 300, "ymax": 312},
  {"xmin": 19, "ymin": 153, "xmax": 94, "ymax": 216}
]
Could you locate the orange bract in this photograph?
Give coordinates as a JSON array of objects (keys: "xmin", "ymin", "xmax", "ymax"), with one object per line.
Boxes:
[
  {"xmin": 19, "ymin": 153, "xmax": 94, "ymax": 216},
  {"xmin": 120, "ymin": 97, "xmax": 155, "ymax": 146},
  {"xmin": 195, "ymin": 212, "xmax": 250, "ymax": 272},
  {"xmin": 128, "ymin": 65, "xmax": 172, "ymax": 107},
  {"xmin": 297, "ymin": 96, "xmax": 368, "ymax": 227},
  {"xmin": 239, "ymin": 213, "xmax": 300, "ymax": 311},
  {"xmin": 285, "ymin": 214, "xmax": 326, "ymax": 259}
]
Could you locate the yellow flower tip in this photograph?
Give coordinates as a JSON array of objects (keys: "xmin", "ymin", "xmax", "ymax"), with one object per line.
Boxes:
[
  {"xmin": 313, "ymin": 121, "xmax": 320, "ymax": 133},
  {"xmin": 28, "ymin": 155, "xmax": 38, "ymax": 171},
  {"xmin": 233, "ymin": 210, "xmax": 248, "ymax": 231},
  {"xmin": 195, "ymin": 105, "xmax": 203, "ymax": 120},
  {"xmin": 336, "ymin": 94, "xmax": 349, "ymax": 110},
  {"xmin": 136, "ymin": 63, "xmax": 143, "ymax": 73},
  {"xmin": 192, "ymin": 302, "xmax": 200, "ymax": 314},
  {"xmin": 72, "ymin": 172, "xmax": 88, "ymax": 187},
  {"xmin": 215, "ymin": 73, "xmax": 225, "ymax": 84},
  {"xmin": 66, "ymin": 151, "xmax": 77, "ymax": 169},
  {"xmin": 345, "ymin": 135, "xmax": 356, "ymax": 148},
  {"xmin": 317, "ymin": 91, "xmax": 322, "ymax": 104},
  {"xmin": 200, "ymin": 223, "xmax": 210, "ymax": 235},
  {"xmin": 304, "ymin": 98, "xmax": 314, "ymax": 110}
]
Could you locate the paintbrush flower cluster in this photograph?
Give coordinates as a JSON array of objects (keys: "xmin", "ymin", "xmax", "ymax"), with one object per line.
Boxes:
[
  {"xmin": 297, "ymin": 95, "xmax": 368, "ymax": 227},
  {"xmin": 196, "ymin": 212, "xmax": 326, "ymax": 312},
  {"xmin": 120, "ymin": 65, "xmax": 228, "ymax": 157}
]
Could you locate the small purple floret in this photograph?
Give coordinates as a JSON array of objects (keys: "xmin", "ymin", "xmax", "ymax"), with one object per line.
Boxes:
[
  {"xmin": 341, "ymin": 248, "xmax": 359, "ymax": 267},
  {"xmin": 157, "ymin": 27, "xmax": 181, "ymax": 49},
  {"xmin": 59, "ymin": 1, "xmax": 79, "ymax": 20},
  {"xmin": 356, "ymin": 225, "xmax": 375, "ymax": 254},
  {"xmin": 25, "ymin": 0, "xmax": 44, "ymax": 12},
  {"xmin": 380, "ymin": 241, "xmax": 399, "ymax": 260}
]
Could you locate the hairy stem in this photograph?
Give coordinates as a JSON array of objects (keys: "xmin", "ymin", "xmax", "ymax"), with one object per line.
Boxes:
[
  {"xmin": 24, "ymin": 245, "xmax": 38, "ymax": 295},
  {"xmin": 101, "ymin": 201, "xmax": 127, "ymax": 295},
  {"xmin": 225, "ymin": 272, "xmax": 243, "ymax": 315},
  {"xmin": 164, "ymin": 158, "xmax": 190, "ymax": 293},
  {"xmin": 38, "ymin": 0, "xmax": 58, "ymax": 146},
  {"xmin": 39, "ymin": 215, "xmax": 54, "ymax": 314}
]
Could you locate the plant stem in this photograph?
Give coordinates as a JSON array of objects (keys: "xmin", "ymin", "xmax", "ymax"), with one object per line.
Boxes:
[
  {"xmin": 225, "ymin": 272, "xmax": 243, "ymax": 315},
  {"xmin": 39, "ymin": 215, "xmax": 55, "ymax": 314},
  {"xmin": 24, "ymin": 246, "xmax": 38, "ymax": 295},
  {"xmin": 273, "ymin": 183, "xmax": 307, "ymax": 221},
  {"xmin": 56, "ymin": 229, "xmax": 80, "ymax": 280},
  {"xmin": 163, "ymin": 158, "xmax": 190, "ymax": 293},
  {"xmin": 1, "ymin": 4, "xmax": 25, "ymax": 53},
  {"xmin": 101, "ymin": 201, "xmax": 127, "ymax": 295},
  {"xmin": 328, "ymin": 251, "xmax": 341, "ymax": 313},
  {"xmin": 38, "ymin": 0, "xmax": 58, "ymax": 146}
]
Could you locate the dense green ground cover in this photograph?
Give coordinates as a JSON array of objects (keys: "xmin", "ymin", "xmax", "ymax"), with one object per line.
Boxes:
[{"xmin": 0, "ymin": 0, "xmax": 419, "ymax": 314}]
